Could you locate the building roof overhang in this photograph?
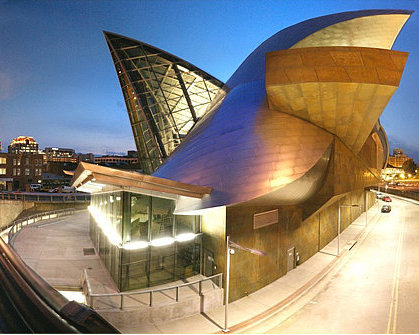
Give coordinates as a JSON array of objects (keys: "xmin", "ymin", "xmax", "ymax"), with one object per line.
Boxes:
[{"xmin": 71, "ymin": 162, "xmax": 212, "ymax": 199}]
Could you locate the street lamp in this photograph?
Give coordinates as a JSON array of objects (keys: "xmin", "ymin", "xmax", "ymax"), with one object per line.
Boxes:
[
  {"xmin": 337, "ymin": 203, "xmax": 361, "ymax": 256},
  {"xmin": 223, "ymin": 235, "xmax": 266, "ymax": 332}
]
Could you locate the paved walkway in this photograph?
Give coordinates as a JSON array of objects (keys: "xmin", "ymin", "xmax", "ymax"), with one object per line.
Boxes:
[{"xmin": 12, "ymin": 201, "xmax": 385, "ymax": 334}]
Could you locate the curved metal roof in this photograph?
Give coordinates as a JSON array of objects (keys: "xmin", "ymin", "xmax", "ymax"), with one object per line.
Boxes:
[
  {"xmin": 226, "ymin": 9, "xmax": 412, "ymax": 89},
  {"xmin": 153, "ymin": 9, "xmax": 412, "ymax": 211}
]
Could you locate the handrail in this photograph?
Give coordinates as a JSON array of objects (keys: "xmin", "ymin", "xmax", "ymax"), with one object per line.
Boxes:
[
  {"xmin": 82, "ymin": 269, "xmax": 223, "ymax": 309},
  {"xmin": 0, "ymin": 191, "xmax": 90, "ymax": 203},
  {"xmin": 4, "ymin": 208, "xmax": 76, "ymax": 244},
  {"xmin": 0, "ymin": 224, "xmax": 119, "ymax": 333}
]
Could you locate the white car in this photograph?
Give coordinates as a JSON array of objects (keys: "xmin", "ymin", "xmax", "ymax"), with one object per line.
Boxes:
[{"xmin": 61, "ymin": 186, "xmax": 75, "ymax": 193}]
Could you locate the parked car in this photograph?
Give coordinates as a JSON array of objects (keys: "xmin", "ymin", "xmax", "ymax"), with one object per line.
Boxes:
[
  {"xmin": 382, "ymin": 196, "xmax": 392, "ymax": 202},
  {"xmin": 61, "ymin": 186, "xmax": 75, "ymax": 193},
  {"xmin": 48, "ymin": 188, "xmax": 59, "ymax": 193},
  {"xmin": 376, "ymin": 192, "xmax": 384, "ymax": 199},
  {"xmin": 30, "ymin": 184, "xmax": 42, "ymax": 192},
  {"xmin": 381, "ymin": 205, "xmax": 392, "ymax": 213}
]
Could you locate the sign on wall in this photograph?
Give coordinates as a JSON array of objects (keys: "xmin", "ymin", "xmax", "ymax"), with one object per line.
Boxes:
[{"xmin": 253, "ymin": 209, "xmax": 278, "ymax": 229}]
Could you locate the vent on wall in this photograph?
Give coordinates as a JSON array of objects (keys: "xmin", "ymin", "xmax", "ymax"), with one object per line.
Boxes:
[
  {"xmin": 83, "ymin": 248, "xmax": 96, "ymax": 256},
  {"xmin": 253, "ymin": 209, "xmax": 278, "ymax": 229}
]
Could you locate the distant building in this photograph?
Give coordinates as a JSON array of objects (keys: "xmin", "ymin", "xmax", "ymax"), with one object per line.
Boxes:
[
  {"xmin": 94, "ymin": 156, "xmax": 138, "ymax": 165},
  {"xmin": 8, "ymin": 136, "xmax": 39, "ymax": 154},
  {"xmin": 42, "ymin": 172, "xmax": 71, "ymax": 190},
  {"xmin": 0, "ymin": 152, "xmax": 44, "ymax": 190},
  {"xmin": 0, "ymin": 153, "xmax": 12, "ymax": 190},
  {"xmin": 77, "ymin": 153, "xmax": 95, "ymax": 163},
  {"xmin": 44, "ymin": 147, "xmax": 77, "ymax": 163},
  {"xmin": 127, "ymin": 150, "xmax": 138, "ymax": 158},
  {"xmin": 388, "ymin": 148, "xmax": 411, "ymax": 168}
]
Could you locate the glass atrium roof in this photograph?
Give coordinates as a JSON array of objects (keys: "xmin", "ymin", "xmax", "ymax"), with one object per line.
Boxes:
[{"xmin": 104, "ymin": 32, "xmax": 225, "ymax": 174}]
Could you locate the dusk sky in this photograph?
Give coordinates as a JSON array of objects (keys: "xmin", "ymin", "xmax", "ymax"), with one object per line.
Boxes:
[{"xmin": 0, "ymin": 0, "xmax": 418, "ymax": 160}]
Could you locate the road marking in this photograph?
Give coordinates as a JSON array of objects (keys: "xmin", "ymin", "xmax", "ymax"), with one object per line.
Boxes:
[{"xmin": 386, "ymin": 215, "xmax": 404, "ymax": 334}]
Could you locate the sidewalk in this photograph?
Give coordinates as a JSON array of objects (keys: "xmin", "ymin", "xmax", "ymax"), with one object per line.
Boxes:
[
  {"xmin": 12, "ymin": 202, "xmax": 383, "ymax": 334},
  {"xmin": 122, "ymin": 201, "xmax": 383, "ymax": 334}
]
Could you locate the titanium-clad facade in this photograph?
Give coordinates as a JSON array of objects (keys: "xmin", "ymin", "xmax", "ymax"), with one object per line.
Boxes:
[{"xmin": 101, "ymin": 9, "xmax": 413, "ymax": 301}]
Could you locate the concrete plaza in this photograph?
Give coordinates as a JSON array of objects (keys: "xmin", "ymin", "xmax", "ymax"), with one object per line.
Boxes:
[{"xmin": 12, "ymin": 196, "xmax": 408, "ymax": 334}]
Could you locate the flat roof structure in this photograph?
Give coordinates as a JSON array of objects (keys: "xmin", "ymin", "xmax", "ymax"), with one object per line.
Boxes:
[{"xmin": 72, "ymin": 162, "xmax": 212, "ymax": 199}]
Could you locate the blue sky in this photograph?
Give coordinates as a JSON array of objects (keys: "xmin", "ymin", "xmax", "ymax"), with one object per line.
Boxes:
[{"xmin": 0, "ymin": 0, "xmax": 418, "ymax": 161}]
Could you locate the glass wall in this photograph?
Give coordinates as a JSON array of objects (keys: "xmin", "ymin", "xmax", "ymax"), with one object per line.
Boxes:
[{"xmin": 89, "ymin": 190, "xmax": 201, "ymax": 291}]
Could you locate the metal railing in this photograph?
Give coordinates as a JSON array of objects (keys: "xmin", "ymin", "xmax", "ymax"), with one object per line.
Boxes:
[
  {"xmin": 0, "ymin": 192, "xmax": 90, "ymax": 203},
  {"xmin": 81, "ymin": 269, "xmax": 223, "ymax": 310},
  {"xmin": 5, "ymin": 208, "xmax": 76, "ymax": 244}
]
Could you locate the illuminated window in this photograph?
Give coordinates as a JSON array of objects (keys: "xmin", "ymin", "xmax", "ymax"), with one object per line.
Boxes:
[
  {"xmin": 25, "ymin": 168, "xmax": 30, "ymax": 176},
  {"xmin": 13, "ymin": 168, "xmax": 16, "ymax": 176},
  {"xmin": 0, "ymin": 157, "xmax": 6, "ymax": 164},
  {"xmin": 0, "ymin": 168, "xmax": 5, "ymax": 175},
  {"xmin": 13, "ymin": 159, "xmax": 16, "ymax": 166},
  {"xmin": 17, "ymin": 168, "xmax": 20, "ymax": 176}
]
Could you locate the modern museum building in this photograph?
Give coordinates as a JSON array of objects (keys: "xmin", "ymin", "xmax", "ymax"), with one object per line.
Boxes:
[{"xmin": 72, "ymin": 9, "xmax": 412, "ymax": 301}]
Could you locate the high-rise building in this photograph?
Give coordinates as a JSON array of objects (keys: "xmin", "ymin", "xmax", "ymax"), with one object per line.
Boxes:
[{"xmin": 8, "ymin": 136, "xmax": 39, "ymax": 154}]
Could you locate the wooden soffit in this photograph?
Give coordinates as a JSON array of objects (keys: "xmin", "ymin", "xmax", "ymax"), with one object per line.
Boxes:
[
  {"xmin": 266, "ymin": 46, "xmax": 408, "ymax": 154},
  {"xmin": 71, "ymin": 162, "xmax": 212, "ymax": 198}
]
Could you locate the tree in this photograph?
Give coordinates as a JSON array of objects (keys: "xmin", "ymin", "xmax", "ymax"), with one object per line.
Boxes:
[{"xmin": 402, "ymin": 158, "xmax": 416, "ymax": 176}]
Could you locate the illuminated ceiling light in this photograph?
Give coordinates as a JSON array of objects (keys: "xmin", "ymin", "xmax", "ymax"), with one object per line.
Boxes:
[
  {"xmin": 175, "ymin": 233, "xmax": 196, "ymax": 242},
  {"xmin": 89, "ymin": 181, "xmax": 105, "ymax": 188},
  {"xmin": 116, "ymin": 196, "xmax": 121, "ymax": 201},
  {"xmin": 151, "ymin": 237, "xmax": 175, "ymax": 247},
  {"xmin": 122, "ymin": 241, "xmax": 149, "ymax": 250}
]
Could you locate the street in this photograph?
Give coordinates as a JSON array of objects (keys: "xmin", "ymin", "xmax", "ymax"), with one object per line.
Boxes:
[{"xmin": 241, "ymin": 197, "xmax": 419, "ymax": 334}]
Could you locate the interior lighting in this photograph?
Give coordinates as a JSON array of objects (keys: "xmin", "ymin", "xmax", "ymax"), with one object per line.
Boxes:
[
  {"xmin": 175, "ymin": 233, "xmax": 196, "ymax": 242},
  {"xmin": 151, "ymin": 237, "xmax": 175, "ymax": 247},
  {"xmin": 88, "ymin": 206, "xmax": 122, "ymax": 246},
  {"xmin": 122, "ymin": 241, "xmax": 149, "ymax": 250}
]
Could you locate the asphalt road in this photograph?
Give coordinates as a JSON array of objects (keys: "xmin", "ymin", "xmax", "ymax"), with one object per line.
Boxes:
[{"xmin": 242, "ymin": 197, "xmax": 419, "ymax": 334}]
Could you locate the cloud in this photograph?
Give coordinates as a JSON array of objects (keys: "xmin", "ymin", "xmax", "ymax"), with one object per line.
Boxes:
[{"xmin": 0, "ymin": 71, "xmax": 15, "ymax": 100}]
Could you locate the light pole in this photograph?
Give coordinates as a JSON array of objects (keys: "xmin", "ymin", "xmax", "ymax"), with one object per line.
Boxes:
[
  {"xmin": 223, "ymin": 235, "xmax": 232, "ymax": 333},
  {"xmin": 337, "ymin": 203, "xmax": 361, "ymax": 256},
  {"xmin": 223, "ymin": 236, "xmax": 266, "ymax": 332}
]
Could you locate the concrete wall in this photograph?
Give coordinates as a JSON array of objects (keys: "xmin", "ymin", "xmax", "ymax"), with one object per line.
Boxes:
[
  {"xmin": 0, "ymin": 200, "xmax": 88, "ymax": 230},
  {"xmin": 0, "ymin": 200, "xmax": 34, "ymax": 229}
]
